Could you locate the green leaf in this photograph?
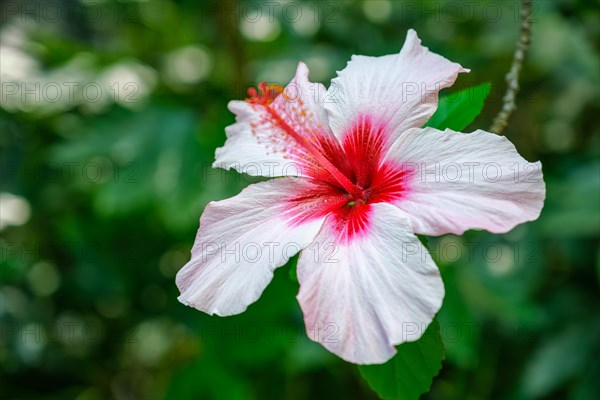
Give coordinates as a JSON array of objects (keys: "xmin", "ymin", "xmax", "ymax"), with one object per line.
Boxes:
[
  {"xmin": 425, "ymin": 83, "xmax": 491, "ymax": 131},
  {"xmin": 358, "ymin": 319, "xmax": 444, "ymax": 400},
  {"xmin": 287, "ymin": 254, "xmax": 299, "ymax": 283}
]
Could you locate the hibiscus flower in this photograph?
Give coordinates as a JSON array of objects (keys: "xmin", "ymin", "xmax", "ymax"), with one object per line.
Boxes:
[{"xmin": 176, "ymin": 29, "xmax": 545, "ymax": 364}]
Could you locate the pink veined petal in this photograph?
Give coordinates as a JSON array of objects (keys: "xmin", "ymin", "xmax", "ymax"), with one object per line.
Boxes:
[
  {"xmin": 213, "ymin": 100, "xmax": 295, "ymax": 177},
  {"xmin": 325, "ymin": 29, "xmax": 469, "ymax": 149},
  {"xmin": 296, "ymin": 202, "xmax": 444, "ymax": 365},
  {"xmin": 384, "ymin": 127, "xmax": 546, "ymax": 236},
  {"xmin": 176, "ymin": 177, "xmax": 327, "ymax": 316},
  {"xmin": 214, "ymin": 62, "xmax": 352, "ymax": 183}
]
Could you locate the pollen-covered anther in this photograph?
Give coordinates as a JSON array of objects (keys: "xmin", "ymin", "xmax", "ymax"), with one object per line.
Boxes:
[{"xmin": 245, "ymin": 82, "xmax": 284, "ymax": 106}]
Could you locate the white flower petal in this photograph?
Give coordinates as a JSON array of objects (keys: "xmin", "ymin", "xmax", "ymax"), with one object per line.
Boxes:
[
  {"xmin": 385, "ymin": 127, "xmax": 546, "ymax": 235},
  {"xmin": 214, "ymin": 62, "xmax": 345, "ymax": 179},
  {"xmin": 176, "ymin": 177, "xmax": 326, "ymax": 316},
  {"xmin": 297, "ymin": 202, "xmax": 444, "ymax": 364},
  {"xmin": 325, "ymin": 29, "xmax": 468, "ymax": 147},
  {"xmin": 213, "ymin": 99, "xmax": 297, "ymax": 177}
]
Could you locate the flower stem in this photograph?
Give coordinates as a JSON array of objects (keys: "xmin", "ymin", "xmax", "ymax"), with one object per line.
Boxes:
[{"xmin": 490, "ymin": 0, "xmax": 533, "ymax": 134}]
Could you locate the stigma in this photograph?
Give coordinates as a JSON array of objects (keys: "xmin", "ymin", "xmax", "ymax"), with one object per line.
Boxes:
[{"xmin": 246, "ymin": 82, "xmax": 284, "ymax": 106}]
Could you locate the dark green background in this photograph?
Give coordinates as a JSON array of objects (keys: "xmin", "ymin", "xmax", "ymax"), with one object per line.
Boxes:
[{"xmin": 1, "ymin": 1, "xmax": 598, "ymax": 399}]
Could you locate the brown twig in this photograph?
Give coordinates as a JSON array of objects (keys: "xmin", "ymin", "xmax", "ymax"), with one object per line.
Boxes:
[{"xmin": 490, "ymin": 0, "xmax": 533, "ymax": 134}]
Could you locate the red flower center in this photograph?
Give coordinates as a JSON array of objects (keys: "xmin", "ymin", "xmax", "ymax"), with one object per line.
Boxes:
[
  {"xmin": 246, "ymin": 83, "xmax": 410, "ymax": 241},
  {"xmin": 288, "ymin": 114, "xmax": 410, "ymax": 242}
]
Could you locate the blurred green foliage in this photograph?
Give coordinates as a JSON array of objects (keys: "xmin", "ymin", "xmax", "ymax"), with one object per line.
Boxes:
[{"xmin": 1, "ymin": 0, "xmax": 599, "ymax": 399}]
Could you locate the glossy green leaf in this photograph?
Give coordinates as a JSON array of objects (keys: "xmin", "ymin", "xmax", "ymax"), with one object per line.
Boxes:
[
  {"xmin": 358, "ymin": 319, "xmax": 444, "ymax": 400},
  {"xmin": 425, "ymin": 83, "xmax": 491, "ymax": 131}
]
